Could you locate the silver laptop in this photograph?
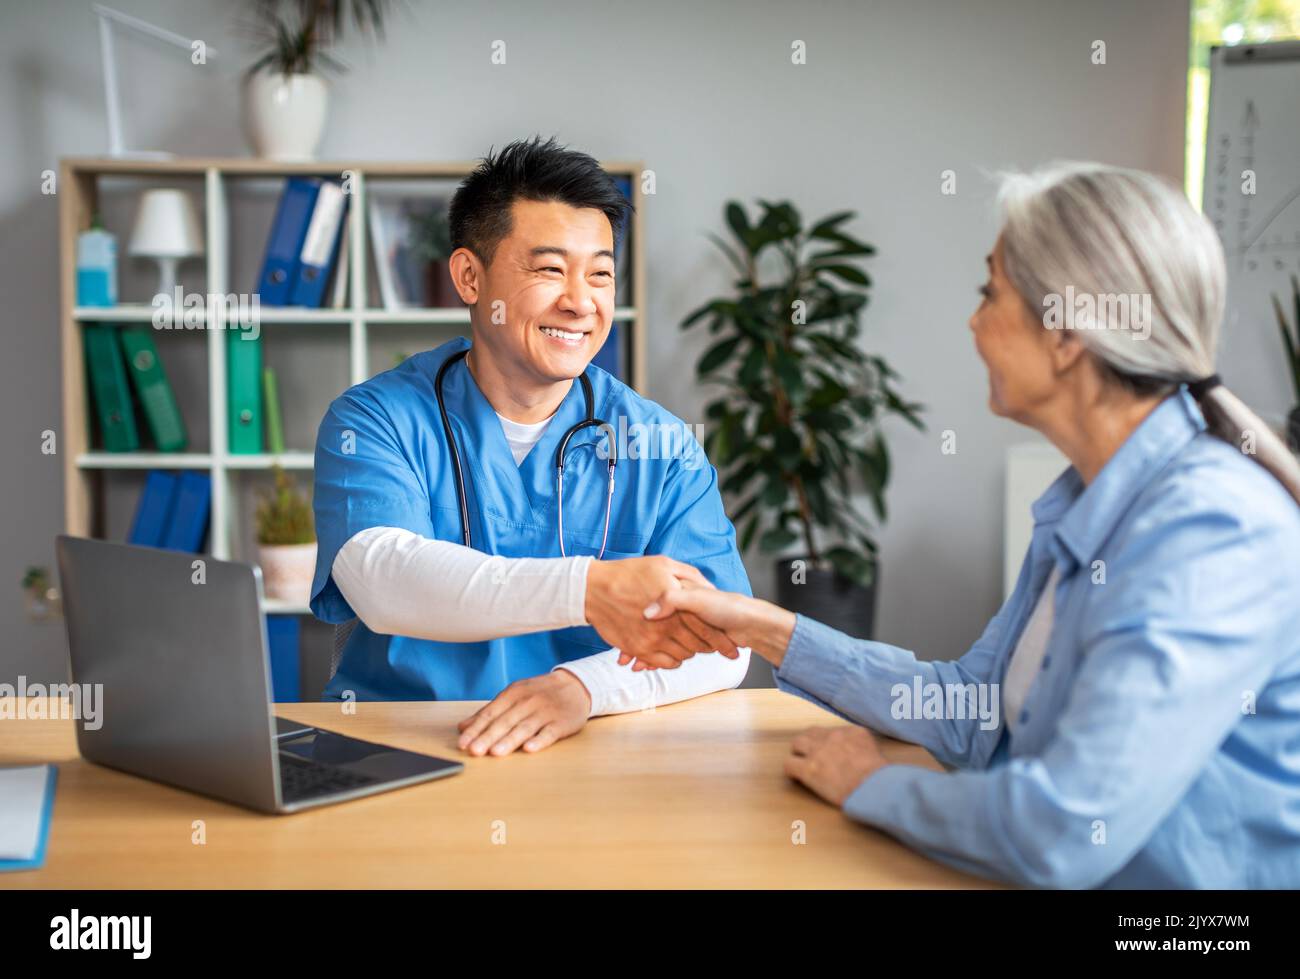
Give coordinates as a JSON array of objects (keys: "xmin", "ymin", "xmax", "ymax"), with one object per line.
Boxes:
[{"xmin": 55, "ymin": 535, "xmax": 462, "ymax": 813}]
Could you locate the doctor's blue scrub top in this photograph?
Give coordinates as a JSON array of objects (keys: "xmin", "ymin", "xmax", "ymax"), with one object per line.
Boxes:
[
  {"xmin": 775, "ymin": 389, "xmax": 1300, "ymax": 888},
  {"xmin": 310, "ymin": 336, "xmax": 751, "ymax": 701}
]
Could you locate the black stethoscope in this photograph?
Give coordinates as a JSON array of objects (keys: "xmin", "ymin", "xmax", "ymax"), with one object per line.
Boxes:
[{"xmin": 434, "ymin": 348, "xmax": 618, "ymax": 558}]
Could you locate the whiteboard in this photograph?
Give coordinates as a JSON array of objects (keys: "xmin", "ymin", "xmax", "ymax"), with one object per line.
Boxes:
[{"xmin": 1203, "ymin": 41, "xmax": 1300, "ymax": 426}]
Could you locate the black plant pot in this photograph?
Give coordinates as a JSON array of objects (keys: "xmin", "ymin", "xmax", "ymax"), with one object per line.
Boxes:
[
  {"xmin": 1288, "ymin": 406, "xmax": 1300, "ymax": 454},
  {"xmin": 774, "ymin": 557, "xmax": 878, "ymax": 641}
]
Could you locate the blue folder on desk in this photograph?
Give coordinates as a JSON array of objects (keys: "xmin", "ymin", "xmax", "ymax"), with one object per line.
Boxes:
[{"xmin": 0, "ymin": 764, "xmax": 57, "ymax": 872}]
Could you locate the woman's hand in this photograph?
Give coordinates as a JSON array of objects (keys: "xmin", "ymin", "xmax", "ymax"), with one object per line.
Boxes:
[
  {"xmin": 625, "ymin": 585, "xmax": 797, "ymax": 670},
  {"xmin": 785, "ymin": 725, "xmax": 889, "ymax": 807}
]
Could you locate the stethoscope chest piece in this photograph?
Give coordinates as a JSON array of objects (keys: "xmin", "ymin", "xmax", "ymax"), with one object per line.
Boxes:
[{"xmin": 435, "ymin": 348, "xmax": 618, "ymax": 558}]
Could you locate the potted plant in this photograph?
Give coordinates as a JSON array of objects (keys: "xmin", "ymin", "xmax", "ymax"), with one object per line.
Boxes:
[
  {"xmin": 684, "ymin": 200, "xmax": 923, "ymax": 639},
  {"xmin": 408, "ymin": 200, "xmax": 462, "ymax": 307},
  {"xmin": 241, "ymin": 0, "xmax": 394, "ymax": 160},
  {"xmin": 21, "ymin": 566, "xmax": 62, "ymax": 622},
  {"xmin": 1272, "ymin": 273, "xmax": 1300, "ymax": 452},
  {"xmin": 256, "ymin": 465, "xmax": 317, "ymax": 604}
]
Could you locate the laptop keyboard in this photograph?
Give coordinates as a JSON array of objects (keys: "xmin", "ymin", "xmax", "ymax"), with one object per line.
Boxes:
[{"xmin": 278, "ymin": 752, "xmax": 377, "ymax": 802}]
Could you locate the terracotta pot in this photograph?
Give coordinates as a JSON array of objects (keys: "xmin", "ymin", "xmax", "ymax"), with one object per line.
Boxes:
[{"xmin": 257, "ymin": 541, "xmax": 317, "ymax": 605}]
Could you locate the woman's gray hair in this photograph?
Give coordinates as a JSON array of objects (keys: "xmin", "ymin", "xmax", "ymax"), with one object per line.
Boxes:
[{"xmin": 997, "ymin": 161, "xmax": 1300, "ymax": 504}]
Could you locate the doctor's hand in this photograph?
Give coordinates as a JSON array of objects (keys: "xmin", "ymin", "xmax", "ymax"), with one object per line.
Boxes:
[
  {"xmin": 631, "ymin": 585, "xmax": 796, "ymax": 670},
  {"xmin": 584, "ymin": 556, "xmax": 740, "ymax": 670},
  {"xmin": 457, "ymin": 670, "xmax": 591, "ymax": 757}
]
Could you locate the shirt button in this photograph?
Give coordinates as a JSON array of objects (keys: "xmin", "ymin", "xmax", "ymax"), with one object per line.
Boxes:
[
  {"xmin": 1019, "ymin": 709, "xmax": 1030, "ymax": 725},
  {"xmin": 1042, "ymin": 655, "xmax": 1052, "ymax": 669}
]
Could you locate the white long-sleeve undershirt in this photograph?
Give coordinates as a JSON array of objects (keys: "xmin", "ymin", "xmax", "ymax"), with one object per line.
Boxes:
[{"xmin": 330, "ymin": 526, "xmax": 750, "ymax": 716}]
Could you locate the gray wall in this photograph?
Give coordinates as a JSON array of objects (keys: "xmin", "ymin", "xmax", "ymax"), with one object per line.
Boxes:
[{"xmin": 1, "ymin": 0, "xmax": 1190, "ymax": 688}]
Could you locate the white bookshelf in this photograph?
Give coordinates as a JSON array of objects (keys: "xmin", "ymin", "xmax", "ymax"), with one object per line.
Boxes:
[{"xmin": 60, "ymin": 157, "xmax": 648, "ymax": 615}]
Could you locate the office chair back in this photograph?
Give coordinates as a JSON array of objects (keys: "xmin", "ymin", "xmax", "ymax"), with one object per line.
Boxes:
[{"xmin": 330, "ymin": 619, "xmax": 358, "ymax": 680}]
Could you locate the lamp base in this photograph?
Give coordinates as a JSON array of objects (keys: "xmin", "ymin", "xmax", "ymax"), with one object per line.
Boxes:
[{"xmin": 149, "ymin": 256, "xmax": 180, "ymax": 306}]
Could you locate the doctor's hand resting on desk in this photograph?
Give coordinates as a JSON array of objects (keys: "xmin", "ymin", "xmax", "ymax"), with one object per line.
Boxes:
[
  {"xmin": 456, "ymin": 557, "xmax": 741, "ymax": 757},
  {"xmin": 638, "ymin": 163, "xmax": 1300, "ymax": 889}
]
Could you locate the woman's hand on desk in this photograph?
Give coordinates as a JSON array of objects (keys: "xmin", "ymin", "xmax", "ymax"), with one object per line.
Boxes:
[
  {"xmin": 625, "ymin": 586, "xmax": 796, "ymax": 671},
  {"xmin": 785, "ymin": 725, "xmax": 889, "ymax": 807}
]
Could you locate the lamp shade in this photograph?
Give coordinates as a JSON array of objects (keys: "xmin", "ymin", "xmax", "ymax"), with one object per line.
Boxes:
[{"xmin": 129, "ymin": 189, "xmax": 203, "ymax": 259}]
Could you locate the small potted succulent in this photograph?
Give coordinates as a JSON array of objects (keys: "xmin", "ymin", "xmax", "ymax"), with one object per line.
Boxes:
[
  {"xmin": 21, "ymin": 566, "xmax": 62, "ymax": 621},
  {"xmin": 1273, "ymin": 274, "xmax": 1300, "ymax": 452},
  {"xmin": 256, "ymin": 465, "xmax": 316, "ymax": 604}
]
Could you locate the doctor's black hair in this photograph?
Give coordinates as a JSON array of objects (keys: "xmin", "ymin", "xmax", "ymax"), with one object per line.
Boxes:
[{"xmin": 449, "ymin": 135, "xmax": 633, "ymax": 267}]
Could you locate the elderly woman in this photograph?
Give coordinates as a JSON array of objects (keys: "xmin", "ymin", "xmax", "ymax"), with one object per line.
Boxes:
[{"xmin": 641, "ymin": 162, "xmax": 1300, "ymax": 889}]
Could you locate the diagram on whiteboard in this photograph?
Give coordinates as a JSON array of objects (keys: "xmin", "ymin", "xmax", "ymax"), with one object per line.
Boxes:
[
  {"xmin": 1207, "ymin": 97, "xmax": 1300, "ymax": 276},
  {"xmin": 1203, "ymin": 42, "xmax": 1300, "ymax": 416}
]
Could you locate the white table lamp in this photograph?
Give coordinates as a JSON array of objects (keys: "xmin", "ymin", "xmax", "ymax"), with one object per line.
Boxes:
[{"xmin": 130, "ymin": 189, "xmax": 204, "ymax": 304}]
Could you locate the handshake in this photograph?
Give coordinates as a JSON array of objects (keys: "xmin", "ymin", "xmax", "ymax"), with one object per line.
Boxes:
[{"xmin": 583, "ymin": 556, "xmax": 748, "ymax": 671}]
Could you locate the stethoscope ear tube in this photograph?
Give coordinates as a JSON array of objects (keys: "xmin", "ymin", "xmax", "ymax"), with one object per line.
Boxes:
[
  {"xmin": 435, "ymin": 349, "xmax": 474, "ymax": 548},
  {"xmin": 435, "ymin": 347, "xmax": 618, "ymax": 557}
]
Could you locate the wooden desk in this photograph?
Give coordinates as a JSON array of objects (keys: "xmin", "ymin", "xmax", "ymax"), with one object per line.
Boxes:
[{"xmin": 1, "ymin": 690, "xmax": 998, "ymax": 888}]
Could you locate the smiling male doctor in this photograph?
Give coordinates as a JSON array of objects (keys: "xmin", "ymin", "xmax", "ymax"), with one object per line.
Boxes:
[{"xmin": 310, "ymin": 136, "xmax": 751, "ymax": 756}]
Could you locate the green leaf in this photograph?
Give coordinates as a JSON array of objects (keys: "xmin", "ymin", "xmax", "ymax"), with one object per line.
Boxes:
[
  {"xmin": 725, "ymin": 202, "xmax": 753, "ymax": 253},
  {"xmin": 681, "ymin": 300, "xmax": 718, "ymax": 330},
  {"xmin": 818, "ymin": 264, "xmax": 871, "ymax": 286},
  {"xmin": 809, "ymin": 332, "xmax": 860, "ymax": 361},
  {"xmin": 803, "ymin": 479, "xmax": 832, "ymax": 524},
  {"xmin": 760, "ymin": 477, "xmax": 789, "ymax": 507},
  {"xmin": 706, "ymin": 402, "xmax": 733, "ymax": 423},
  {"xmin": 884, "ymin": 388, "xmax": 927, "ymax": 429},
  {"xmin": 809, "ymin": 241, "xmax": 875, "ymax": 262},
  {"xmin": 757, "ymin": 200, "xmax": 802, "ymax": 240},
  {"xmin": 808, "ymin": 211, "xmax": 855, "ymax": 238},
  {"xmin": 738, "ymin": 345, "xmax": 766, "ymax": 388},
  {"xmin": 813, "ymin": 227, "xmax": 875, "ymax": 255},
  {"xmin": 721, "ymin": 459, "xmax": 760, "ymax": 495},
  {"xmin": 773, "ymin": 356, "xmax": 804, "ymax": 400},
  {"xmin": 706, "ymin": 232, "xmax": 748, "ymax": 276},
  {"xmin": 698, "ymin": 336, "xmax": 742, "ymax": 374},
  {"xmin": 1274, "ymin": 292, "xmax": 1300, "ymax": 401},
  {"xmin": 826, "ymin": 546, "xmax": 876, "ymax": 588},
  {"xmin": 759, "ymin": 526, "xmax": 798, "ymax": 552},
  {"xmin": 857, "ymin": 436, "xmax": 890, "ymax": 521}
]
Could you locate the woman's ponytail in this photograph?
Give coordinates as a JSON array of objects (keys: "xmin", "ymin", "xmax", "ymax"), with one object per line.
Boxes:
[{"xmin": 1192, "ymin": 378, "xmax": 1300, "ymax": 505}]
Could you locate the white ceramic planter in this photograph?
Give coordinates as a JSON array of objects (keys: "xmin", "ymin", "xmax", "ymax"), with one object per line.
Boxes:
[
  {"xmin": 257, "ymin": 541, "xmax": 318, "ymax": 605},
  {"xmin": 242, "ymin": 71, "xmax": 329, "ymax": 161}
]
